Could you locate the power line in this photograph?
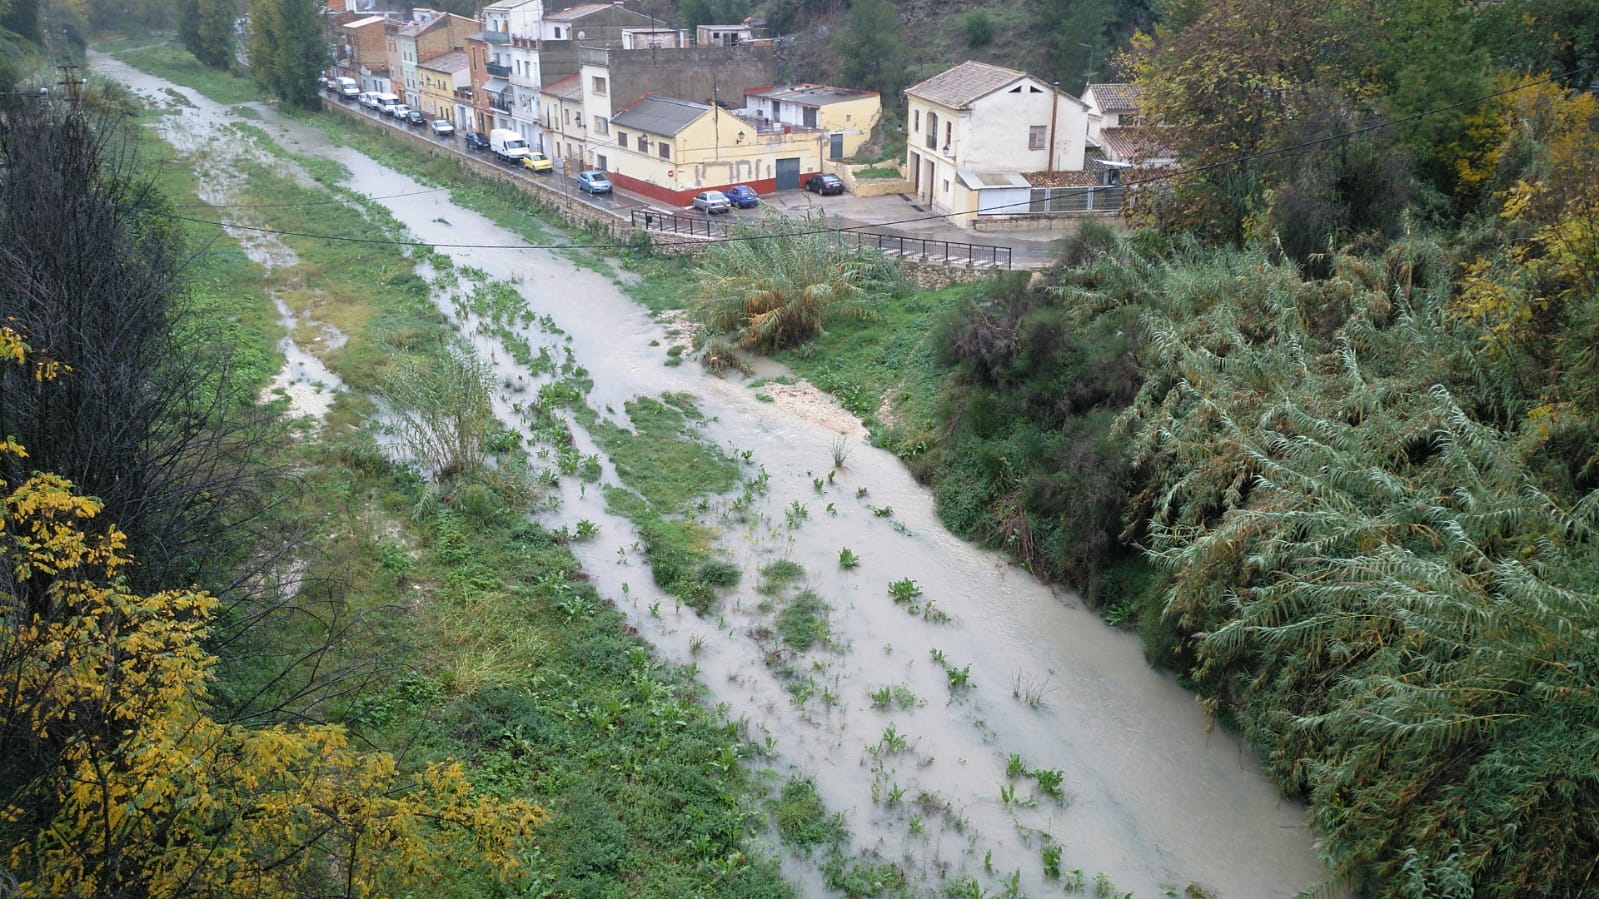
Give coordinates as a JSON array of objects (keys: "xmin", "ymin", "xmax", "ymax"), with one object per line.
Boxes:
[{"xmin": 151, "ymin": 60, "xmax": 1599, "ymax": 253}]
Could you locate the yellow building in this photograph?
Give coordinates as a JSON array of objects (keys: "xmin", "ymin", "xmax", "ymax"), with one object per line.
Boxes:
[
  {"xmin": 416, "ymin": 50, "xmax": 469, "ymax": 124},
  {"xmin": 607, "ymin": 95, "xmax": 832, "ymax": 204},
  {"xmin": 742, "ymin": 84, "xmax": 881, "ymax": 161},
  {"xmin": 540, "ymin": 73, "xmax": 587, "ymax": 171}
]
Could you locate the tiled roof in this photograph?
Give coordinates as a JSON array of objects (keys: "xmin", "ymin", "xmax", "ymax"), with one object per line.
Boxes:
[
  {"xmin": 418, "ymin": 49, "xmax": 468, "ymax": 73},
  {"xmin": 542, "ymin": 73, "xmax": 582, "ymax": 99},
  {"xmin": 611, "ymin": 95, "xmax": 709, "ymax": 136},
  {"xmin": 481, "ymin": 0, "xmax": 539, "ymax": 11},
  {"xmin": 1100, "ymin": 126, "xmax": 1169, "ymax": 162},
  {"xmin": 1087, "ymin": 83, "xmax": 1141, "ymax": 112},
  {"xmin": 343, "ymin": 15, "xmax": 386, "ymax": 29},
  {"xmin": 1023, "ymin": 170, "xmax": 1101, "ymax": 188},
  {"xmin": 905, "ymin": 60, "xmax": 1026, "ymax": 108}
]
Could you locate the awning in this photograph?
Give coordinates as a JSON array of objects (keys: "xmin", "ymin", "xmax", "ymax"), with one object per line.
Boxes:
[{"xmin": 482, "ymin": 77, "xmax": 508, "ymax": 93}]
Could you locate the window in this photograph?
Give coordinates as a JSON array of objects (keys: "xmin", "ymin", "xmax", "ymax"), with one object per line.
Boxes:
[
  {"xmin": 658, "ymin": 142, "xmax": 670, "ymax": 160},
  {"xmin": 616, "ymin": 130, "xmax": 627, "ymax": 146},
  {"xmin": 553, "ymin": 26, "xmax": 563, "ymax": 38},
  {"xmin": 945, "ymin": 122, "xmax": 952, "ymax": 145},
  {"xmin": 592, "ymin": 75, "xmax": 607, "ymax": 96},
  {"xmin": 594, "ymin": 115, "xmax": 608, "ymax": 136},
  {"xmin": 564, "ymin": 107, "xmax": 571, "ymax": 124},
  {"xmin": 636, "ymin": 134, "xmax": 647, "ymax": 152},
  {"xmin": 1028, "ymin": 125, "xmax": 1046, "ymax": 150},
  {"xmin": 596, "ymin": 153, "xmax": 607, "ymax": 171},
  {"xmin": 913, "ymin": 109, "xmax": 919, "ymax": 130}
]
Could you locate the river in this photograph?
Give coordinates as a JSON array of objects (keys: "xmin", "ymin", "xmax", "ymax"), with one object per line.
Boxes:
[{"xmin": 93, "ymin": 51, "xmax": 1329, "ymax": 898}]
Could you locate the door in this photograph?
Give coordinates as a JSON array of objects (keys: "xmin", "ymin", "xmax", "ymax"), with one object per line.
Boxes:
[
  {"xmin": 829, "ymin": 133, "xmax": 843, "ymax": 161},
  {"xmin": 776, "ymin": 157, "xmax": 800, "ymax": 191}
]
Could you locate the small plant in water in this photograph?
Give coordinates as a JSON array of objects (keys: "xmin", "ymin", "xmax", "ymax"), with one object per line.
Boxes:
[
  {"xmin": 946, "ymin": 664, "xmax": 973, "ymax": 693},
  {"xmin": 574, "ymin": 519, "xmax": 599, "ymax": 540},
  {"xmin": 839, "ymin": 547, "xmax": 861, "ymax": 569},
  {"xmin": 869, "ymin": 504, "xmax": 894, "ymax": 517},
  {"xmin": 784, "ymin": 500, "xmax": 809, "ymax": 528},
  {"xmin": 888, "ymin": 578, "xmax": 922, "ymax": 604},
  {"xmin": 929, "ymin": 647, "xmax": 947, "ymax": 666},
  {"xmin": 813, "ymin": 477, "xmax": 826, "ymax": 493},
  {"xmin": 856, "ymin": 486, "xmax": 869, "ymax": 498},
  {"xmin": 1006, "ymin": 753, "xmax": 1027, "ymax": 779},
  {"xmin": 1033, "ymin": 767, "xmax": 1066, "ymax": 803},
  {"xmin": 1042, "ymin": 837, "xmax": 1063, "ymax": 880},
  {"xmin": 831, "ymin": 435, "xmax": 852, "ymax": 469}
]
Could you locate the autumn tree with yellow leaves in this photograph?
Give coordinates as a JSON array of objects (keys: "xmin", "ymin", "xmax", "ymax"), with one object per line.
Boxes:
[{"xmin": 0, "ymin": 325, "xmax": 544, "ymax": 897}]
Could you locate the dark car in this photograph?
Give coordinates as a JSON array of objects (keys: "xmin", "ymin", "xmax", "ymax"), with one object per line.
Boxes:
[
  {"xmin": 464, "ymin": 131, "xmax": 491, "ymax": 152},
  {"xmin": 804, "ymin": 173, "xmax": 844, "ymax": 196},
  {"xmin": 724, "ymin": 184, "xmax": 759, "ymax": 208},
  {"xmin": 403, "ymin": 109, "xmax": 426, "ymax": 127}
]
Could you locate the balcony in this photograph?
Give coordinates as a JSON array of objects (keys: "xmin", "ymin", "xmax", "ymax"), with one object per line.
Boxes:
[
  {"xmin": 481, "ymin": 31, "xmax": 509, "ymax": 45},
  {"xmin": 489, "ymin": 96, "xmax": 512, "ymax": 113},
  {"xmin": 485, "ymin": 62, "xmax": 510, "ymax": 77}
]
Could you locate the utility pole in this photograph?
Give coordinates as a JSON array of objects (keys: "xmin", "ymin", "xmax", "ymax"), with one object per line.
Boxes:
[{"xmin": 57, "ymin": 64, "xmax": 83, "ymax": 107}]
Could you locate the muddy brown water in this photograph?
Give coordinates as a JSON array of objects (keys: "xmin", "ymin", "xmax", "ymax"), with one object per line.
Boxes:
[{"xmin": 95, "ymin": 52, "xmax": 1330, "ymax": 897}]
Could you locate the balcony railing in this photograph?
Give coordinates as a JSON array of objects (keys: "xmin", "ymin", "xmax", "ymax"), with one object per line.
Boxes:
[
  {"xmin": 481, "ymin": 31, "xmax": 509, "ymax": 44},
  {"xmin": 489, "ymin": 96, "xmax": 512, "ymax": 112},
  {"xmin": 485, "ymin": 62, "xmax": 510, "ymax": 77}
]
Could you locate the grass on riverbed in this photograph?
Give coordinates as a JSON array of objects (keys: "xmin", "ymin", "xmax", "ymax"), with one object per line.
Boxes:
[
  {"xmin": 119, "ymin": 78, "xmax": 796, "ymax": 895},
  {"xmin": 104, "ymin": 35, "xmax": 263, "ymax": 105}
]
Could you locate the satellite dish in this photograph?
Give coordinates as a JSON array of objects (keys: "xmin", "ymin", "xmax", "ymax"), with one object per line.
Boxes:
[{"xmin": 577, "ymin": 30, "xmax": 586, "ymax": 39}]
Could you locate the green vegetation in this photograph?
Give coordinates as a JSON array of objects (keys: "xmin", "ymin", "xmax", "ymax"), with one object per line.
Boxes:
[
  {"xmin": 587, "ymin": 395, "xmax": 742, "ymax": 613},
  {"xmin": 110, "ymin": 36, "xmax": 262, "ymax": 105},
  {"xmin": 36, "ymin": 74, "xmax": 798, "ymax": 895},
  {"xmin": 692, "ymin": 212, "xmax": 903, "ymax": 352}
]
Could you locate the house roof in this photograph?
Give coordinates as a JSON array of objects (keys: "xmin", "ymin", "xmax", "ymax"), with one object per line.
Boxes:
[
  {"xmin": 343, "ymin": 15, "xmax": 386, "ymax": 29},
  {"xmin": 418, "ymin": 49, "xmax": 468, "ymax": 73},
  {"xmin": 611, "ymin": 95, "xmax": 709, "ymax": 136},
  {"xmin": 545, "ymin": 2, "xmax": 619, "ymax": 21},
  {"xmin": 1101, "ymin": 127, "xmax": 1170, "ymax": 161},
  {"xmin": 1023, "ymin": 170, "xmax": 1101, "ymax": 188},
  {"xmin": 481, "ymin": 0, "xmax": 539, "ymax": 11},
  {"xmin": 542, "ymin": 73, "xmax": 582, "ymax": 99},
  {"xmin": 1087, "ymin": 83, "xmax": 1141, "ymax": 112},
  {"xmin": 904, "ymin": 60, "xmax": 1028, "ymax": 109},
  {"xmin": 746, "ymin": 83, "xmax": 877, "ymax": 107}
]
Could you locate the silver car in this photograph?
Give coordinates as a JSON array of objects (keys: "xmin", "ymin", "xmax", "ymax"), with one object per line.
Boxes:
[{"xmin": 692, "ymin": 190, "xmax": 732, "ymax": 214}]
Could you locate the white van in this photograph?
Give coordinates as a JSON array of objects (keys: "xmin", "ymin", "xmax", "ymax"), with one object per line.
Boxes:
[
  {"xmin": 337, "ymin": 76, "xmax": 359, "ymax": 99},
  {"xmin": 372, "ymin": 93, "xmax": 400, "ymax": 115},
  {"xmin": 489, "ymin": 128, "xmax": 530, "ymax": 164}
]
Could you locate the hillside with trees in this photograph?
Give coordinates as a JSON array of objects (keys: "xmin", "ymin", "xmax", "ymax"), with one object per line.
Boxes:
[{"xmin": 870, "ymin": 0, "xmax": 1599, "ymax": 894}]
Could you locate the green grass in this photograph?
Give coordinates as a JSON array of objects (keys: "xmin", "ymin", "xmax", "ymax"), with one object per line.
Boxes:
[
  {"xmin": 116, "ymin": 68, "xmax": 795, "ymax": 894},
  {"xmin": 854, "ymin": 165, "xmax": 902, "ymax": 180},
  {"xmin": 102, "ymin": 36, "xmax": 264, "ymax": 106},
  {"xmin": 775, "ymin": 589, "xmax": 830, "ymax": 651},
  {"xmin": 586, "ymin": 396, "xmax": 742, "ymax": 613}
]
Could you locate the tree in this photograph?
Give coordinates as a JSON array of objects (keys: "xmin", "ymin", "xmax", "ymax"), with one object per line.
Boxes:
[
  {"xmin": 248, "ymin": 0, "xmax": 327, "ymax": 109},
  {"xmin": 0, "ymin": 95, "xmax": 277, "ymax": 612},
  {"xmin": 0, "ymin": 339, "xmax": 545, "ymax": 894},
  {"xmin": 179, "ymin": 0, "xmax": 235, "ymax": 68},
  {"xmin": 833, "ymin": 0, "xmax": 905, "ymax": 99}
]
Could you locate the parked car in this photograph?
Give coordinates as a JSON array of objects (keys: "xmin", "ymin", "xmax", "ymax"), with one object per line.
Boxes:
[
  {"xmin": 388, "ymin": 104, "xmax": 411, "ymax": 120},
  {"xmin": 358, "ymin": 92, "xmax": 376, "ymax": 108},
  {"xmin": 576, "ymin": 171, "xmax": 612, "ymax": 195},
  {"xmin": 692, "ymin": 190, "xmax": 732, "ymax": 214},
  {"xmin": 430, "ymin": 119, "xmax": 456, "ymax": 136},
  {"xmin": 522, "ymin": 152, "xmax": 554, "ymax": 173},
  {"xmin": 804, "ymin": 173, "xmax": 844, "ymax": 196},
  {"xmin": 724, "ymin": 185, "xmax": 759, "ymax": 208},
  {"xmin": 464, "ymin": 131, "xmax": 491, "ymax": 151},
  {"xmin": 403, "ymin": 109, "xmax": 426, "ymax": 127}
]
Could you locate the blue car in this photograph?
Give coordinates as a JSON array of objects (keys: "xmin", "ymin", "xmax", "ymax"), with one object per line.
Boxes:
[
  {"xmin": 724, "ymin": 184, "xmax": 759, "ymax": 208},
  {"xmin": 576, "ymin": 170, "xmax": 612, "ymax": 195}
]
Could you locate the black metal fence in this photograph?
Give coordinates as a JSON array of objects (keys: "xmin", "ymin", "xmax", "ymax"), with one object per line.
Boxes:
[{"xmin": 629, "ymin": 210, "xmax": 1014, "ymax": 269}]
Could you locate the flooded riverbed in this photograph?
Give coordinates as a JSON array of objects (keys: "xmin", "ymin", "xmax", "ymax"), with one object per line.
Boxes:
[{"xmin": 94, "ymin": 52, "xmax": 1329, "ymax": 897}]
